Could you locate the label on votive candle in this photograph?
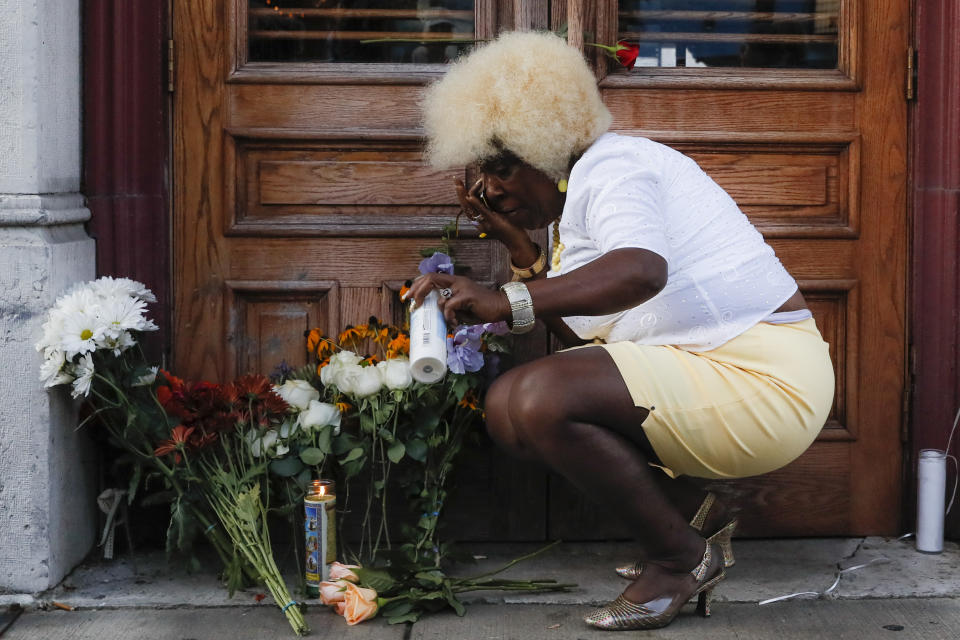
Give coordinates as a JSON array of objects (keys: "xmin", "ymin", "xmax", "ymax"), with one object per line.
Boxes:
[{"xmin": 304, "ymin": 497, "xmax": 329, "ymax": 596}]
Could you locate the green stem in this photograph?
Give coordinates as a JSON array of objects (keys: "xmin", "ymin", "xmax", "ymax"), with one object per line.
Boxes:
[{"xmin": 458, "ymin": 540, "xmax": 563, "ymax": 582}]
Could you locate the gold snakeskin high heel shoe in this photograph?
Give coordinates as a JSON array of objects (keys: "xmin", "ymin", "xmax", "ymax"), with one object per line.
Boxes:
[
  {"xmin": 614, "ymin": 492, "xmax": 738, "ymax": 579},
  {"xmin": 586, "ymin": 541, "xmax": 725, "ymax": 631}
]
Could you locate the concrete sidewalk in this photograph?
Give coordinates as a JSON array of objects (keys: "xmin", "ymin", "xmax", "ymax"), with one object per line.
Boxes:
[{"xmin": 2, "ymin": 537, "xmax": 959, "ymax": 639}]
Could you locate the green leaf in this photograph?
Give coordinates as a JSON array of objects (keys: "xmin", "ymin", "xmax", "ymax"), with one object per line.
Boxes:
[
  {"xmin": 379, "ymin": 600, "xmax": 413, "ymax": 618},
  {"xmin": 359, "ymin": 412, "xmax": 377, "ymax": 434},
  {"xmin": 414, "ymin": 570, "xmax": 445, "ymax": 586},
  {"xmin": 412, "ymin": 407, "xmax": 442, "ymax": 435},
  {"xmin": 295, "ymin": 467, "xmax": 312, "ymax": 491},
  {"xmin": 387, "ymin": 612, "xmax": 421, "ymax": 624},
  {"xmin": 332, "ymin": 433, "xmax": 360, "ymax": 455},
  {"xmin": 353, "ymin": 567, "xmax": 399, "ymax": 593},
  {"xmin": 316, "ymin": 425, "xmax": 334, "ymax": 454},
  {"xmin": 269, "ymin": 456, "xmax": 305, "ymax": 477},
  {"xmin": 342, "ymin": 459, "xmax": 365, "ymax": 478},
  {"xmin": 341, "ymin": 447, "xmax": 364, "ymax": 463},
  {"xmin": 127, "ymin": 464, "xmax": 142, "ymax": 505},
  {"xmin": 387, "ymin": 440, "xmax": 406, "ymax": 463},
  {"xmin": 443, "ymin": 584, "xmax": 466, "ymax": 616},
  {"xmin": 406, "ymin": 438, "xmax": 428, "ymax": 462},
  {"xmin": 299, "ymin": 447, "xmax": 325, "ymax": 466}
]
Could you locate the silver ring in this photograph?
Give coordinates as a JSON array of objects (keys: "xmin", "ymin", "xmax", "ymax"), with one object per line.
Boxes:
[
  {"xmin": 439, "ymin": 288, "xmax": 453, "ymax": 299},
  {"xmin": 479, "ymin": 187, "xmax": 489, "ymax": 209}
]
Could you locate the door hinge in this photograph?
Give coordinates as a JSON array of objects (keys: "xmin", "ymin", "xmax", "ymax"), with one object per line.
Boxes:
[
  {"xmin": 906, "ymin": 46, "xmax": 917, "ymax": 101},
  {"xmin": 167, "ymin": 39, "xmax": 175, "ymax": 93}
]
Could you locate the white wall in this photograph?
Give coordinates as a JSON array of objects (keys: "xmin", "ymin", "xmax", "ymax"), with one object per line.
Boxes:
[{"xmin": 0, "ymin": 0, "xmax": 97, "ymax": 592}]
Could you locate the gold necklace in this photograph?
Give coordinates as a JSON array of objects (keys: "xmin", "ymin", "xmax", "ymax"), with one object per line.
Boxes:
[{"xmin": 551, "ymin": 220, "xmax": 565, "ymax": 272}]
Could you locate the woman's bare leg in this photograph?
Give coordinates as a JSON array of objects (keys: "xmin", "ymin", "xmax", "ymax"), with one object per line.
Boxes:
[{"xmin": 484, "ymin": 347, "xmax": 719, "ymax": 601}]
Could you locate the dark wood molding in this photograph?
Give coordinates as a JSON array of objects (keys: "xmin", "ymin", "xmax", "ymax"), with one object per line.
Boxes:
[
  {"xmin": 83, "ymin": 0, "xmax": 171, "ymax": 363},
  {"xmin": 910, "ymin": 0, "xmax": 960, "ymax": 537}
]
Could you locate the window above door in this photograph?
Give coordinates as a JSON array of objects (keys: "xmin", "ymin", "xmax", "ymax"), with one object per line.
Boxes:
[
  {"xmin": 231, "ymin": 0, "xmax": 500, "ymax": 84},
  {"xmin": 572, "ymin": 0, "xmax": 860, "ymax": 90}
]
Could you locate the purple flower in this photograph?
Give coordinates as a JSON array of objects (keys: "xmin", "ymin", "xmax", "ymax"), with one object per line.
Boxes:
[
  {"xmin": 482, "ymin": 321, "xmax": 510, "ymax": 336},
  {"xmin": 419, "ymin": 252, "xmax": 454, "ymax": 275},
  {"xmin": 446, "ymin": 325, "xmax": 484, "ymax": 374}
]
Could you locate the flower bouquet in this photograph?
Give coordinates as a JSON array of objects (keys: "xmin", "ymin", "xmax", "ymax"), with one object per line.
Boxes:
[
  {"xmin": 36, "ymin": 247, "xmax": 574, "ymax": 633},
  {"xmin": 35, "ymin": 278, "xmax": 242, "ymax": 569}
]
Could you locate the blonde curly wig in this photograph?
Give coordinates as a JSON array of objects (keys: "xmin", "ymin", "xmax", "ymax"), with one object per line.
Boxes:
[{"xmin": 422, "ymin": 31, "xmax": 612, "ymax": 181}]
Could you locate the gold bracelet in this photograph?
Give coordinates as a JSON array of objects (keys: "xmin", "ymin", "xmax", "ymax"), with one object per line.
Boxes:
[{"xmin": 509, "ymin": 244, "xmax": 547, "ymax": 281}]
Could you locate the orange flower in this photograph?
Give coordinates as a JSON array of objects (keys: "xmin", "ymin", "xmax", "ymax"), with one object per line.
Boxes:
[
  {"xmin": 372, "ymin": 327, "xmax": 390, "ymax": 345},
  {"xmin": 398, "ymin": 281, "xmax": 412, "ymax": 301},
  {"xmin": 386, "ymin": 334, "xmax": 410, "ymax": 358},
  {"xmin": 329, "ymin": 562, "xmax": 360, "ymax": 583},
  {"xmin": 154, "ymin": 425, "xmax": 196, "ymax": 463},
  {"xmin": 339, "ymin": 325, "xmax": 367, "ymax": 348},
  {"xmin": 319, "ymin": 580, "xmax": 349, "ymax": 605},
  {"xmin": 362, "ymin": 354, "xmax": 381, "ymax": 366},
  {"xmin": 306, "ymin": 328, "xmax": 322, "ymax": 353},
  {"xmin": 341, "ymin": 582, "xmax": 379, "ymax": 625},
  {"xmin": 317, "ymin": 339, "xmax": 336, "ymax": 360},
  {"xmin": 458, "ymin": 391, "xmax": 479, "ymax": 411},
  {"xmin": 335, "ymin": 401, "xmax": 351, "ymax": 414}
]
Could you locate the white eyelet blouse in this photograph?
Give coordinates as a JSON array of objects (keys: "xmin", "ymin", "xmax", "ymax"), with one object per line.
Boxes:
[{"xmin": 548, "ymin": 133, "xmax": 799, "ymax": 352}]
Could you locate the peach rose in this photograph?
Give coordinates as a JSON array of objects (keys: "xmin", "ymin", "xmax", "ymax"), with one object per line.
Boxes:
[
  {"xmin": 329, "ymin": 562, "xmax": 360, "ymax": 583},
  {"xmin": 319, "ymin": 579, "xmax": 348, "ymax": 605},
  {"xmin": 334, "ymin": 601, "xmax": 346, "ymax": 616},
  {"xmin": 341, "ymin": 582, "xmax": 379, "ymax": 625}
]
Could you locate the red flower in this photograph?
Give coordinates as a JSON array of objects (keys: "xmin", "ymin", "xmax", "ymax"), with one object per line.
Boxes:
[
  {"xmin": 614, "ymin": 41, "xmax": 640, "ymax": 70},
  {"xmin": 154, "ymin": 425, "xmax": 196, "ymax": 463}
]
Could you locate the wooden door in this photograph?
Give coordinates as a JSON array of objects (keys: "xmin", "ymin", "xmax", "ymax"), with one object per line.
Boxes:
[
  {"xmin": 174, "ymin": 0, "xmax": 553, "ymax": 542},
  {"xmin": 547, "ymin": 0, "xmax": 908, "ymax": 538},
  {"xmin": 174, "ymin": 0, "xmax": 907, "ymax": 538}
]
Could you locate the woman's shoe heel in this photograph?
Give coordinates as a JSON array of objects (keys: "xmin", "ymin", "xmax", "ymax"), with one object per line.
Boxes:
[
  {"xmin": 707, "ymin": 519, "xmax": 738, "ymax": 568},
  {"xmin": 696, "ymin": 588, "xmax": 713, "ymax": 617}
]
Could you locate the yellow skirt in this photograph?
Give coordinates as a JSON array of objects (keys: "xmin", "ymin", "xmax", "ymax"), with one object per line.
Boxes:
[{"xmin": 589, "ymin": 318, "xmax": 834, "ymax": 479}]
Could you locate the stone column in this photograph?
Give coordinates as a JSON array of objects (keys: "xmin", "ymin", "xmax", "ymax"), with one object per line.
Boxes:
[{"xmin": 0, "ymin": 1, "xmax": 98, "ymax": 592}]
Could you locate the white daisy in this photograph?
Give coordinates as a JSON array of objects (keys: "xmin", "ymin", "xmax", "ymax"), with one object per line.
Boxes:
[
  {"xmin": 61, "ymin": 310, "xmax": 105, "ymax": 359},
  {"xmin": 39, "ymin": 348, "xmax": 74, "ymax": 387},
  {"xmin": 97, "ymin": 295, "xmax": 154, "ymax": 340},
  {"xmin": 99, "ymin": 331, "xmax": 136, "ymax": 356},
  {"xmin": 56, "ymin": 286, "xmax": 102, "ymax": 317},
  {"xmin": 90, "ymin": 276, "xmax": 157, "ymax": 303},
  {"xmin": 71, "ymin": 354, "xmax": 95, "ymax": 398},
  {"xmin": 36, "ymin": 308, "xmax": 67, "ymax": 353},
  {"xmin": 132, "ymin": 366, "xmax": 159, "ymax": 387}
]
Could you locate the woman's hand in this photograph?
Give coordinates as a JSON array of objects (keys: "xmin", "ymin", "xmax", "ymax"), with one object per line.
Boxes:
[
  {"xmin": 457, "ymin": 179, "xmax": 537, "ymax": 263},
  {"xmin": 405, "ymin": 272, "xmax": 510, "ymax": 326}
]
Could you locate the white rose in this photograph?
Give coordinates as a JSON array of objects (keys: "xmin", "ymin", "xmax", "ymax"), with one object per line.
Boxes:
[
  {"xmin": 338, "ymin": 365, "xmax": 382, "ymax": 398},
  {"xmin": 274, "ymin": 379, "xmax": 319, "ymax": 410},
  {"xmin": 299, "ymin": 400, "xmax": 341, "ymax": 432},
  {"xmin": 377, "ymin": 358, "xmax": 412, "ymax": 390},
  {"xmin": 328, "ymin": 363, "xmax": 359, "ymax": 394},
  {"xmin": 279, "ymin": 419, "xmax": 300, "ymax": 438},
  {"xmin": 247, "ymin": 429, "xmax": 279, "ymax": 457},
  {"xmin": 320, "ymin": 351, "xmax": 363, "ymax": 388}
]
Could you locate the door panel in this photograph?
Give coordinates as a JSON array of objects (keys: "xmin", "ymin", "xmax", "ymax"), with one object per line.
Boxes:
[{"xmin": 175, "ymin": 0, "xmax": 906, "ymax": 539}]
